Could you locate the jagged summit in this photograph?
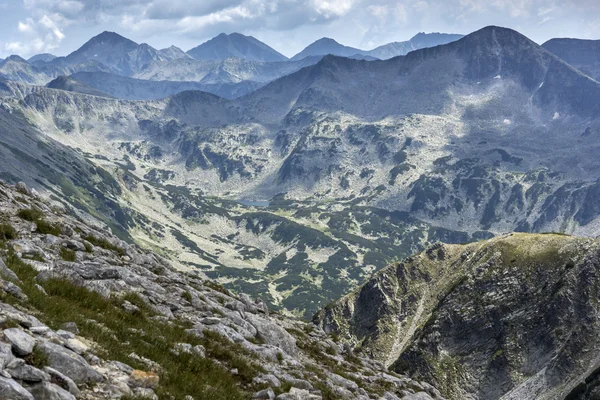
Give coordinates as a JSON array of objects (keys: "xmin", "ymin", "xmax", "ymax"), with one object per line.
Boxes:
[
  {"xmin": 186, "ymin": 32, "xmax": 288, "ymax": 62},
  {"xmin": 58, "ymin": 31, "xmax": 166, "ymax": 76},
  {"xmin": 2, "ymin": 55, "xmax": 28, "ymax": 64}
]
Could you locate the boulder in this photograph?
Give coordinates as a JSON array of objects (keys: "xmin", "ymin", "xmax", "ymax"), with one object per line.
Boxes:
[
  {"xmin": 128, "ymin": 370, "xmax": 159, "ymax": 389},
  {"xmin": 58, "ymin": 322, "xmax": 79, "ymax": 335},
  {"xmin": 43, "ymin": 367, "xmax": 81, "ymax": 397},
  {"xmin": 6, "ymin": 363, "xmax": 49, "ymax": 382},
  {"xmin": 253, "ymin": 387, "xmax": 275, "ymax": 399},
  {"xmin": 2, "ymin": 281, "xmax": 28, "ymax": 301},
  {"xmin": 27, "ymin": 381, "xmax": 76, "ymax": 400},
  {"xmin": 328, "ymin": 372, "xmax": 359, "ymax": 392},
  {"xmin": 253, "ymin": 374, "xmax": 281, "ymax": 388},
  {"xmin": 3, "ymin": 328, "xmax": 35, "ymax": 356},
  {"xmin": 0, "ymin": 342, "xmax": 15, "ymax": 369},
  {"xmin": 398, "ymin": 393, "xmax": 435, "ymax": 400},
  {"xmin": 0, "ymin": 375, "xmax": 34, "ymax": 400},
  {"xmin": 0, "ymin": 259, "xmax": 20, "ymax": 283},
  {"xmin": 201, "ymin": 317, "xmax": 221, "ymax": 325},
  {"xmin": 276, "ymin": 387, "xmax": 321, "ymax": 400},
  {"xmin": 65, "ymin": 338, "xmax": 89, "ymax": 355},
  {"xmin": 37, "ymin": 341, "xmax": 103, "ymax": 384},
  {"xmin": 246, "ymin": 314, "xmax": 297, "ymax": 356}
]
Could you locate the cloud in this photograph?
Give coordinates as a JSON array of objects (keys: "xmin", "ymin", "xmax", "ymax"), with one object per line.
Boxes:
[
  {"xmin": 312, "ymin": 0, "xmax": 354, "ymax": 19},
  {"xmin": 18, "ymin": 0, "xmax": 360, "ymax": 37},
  {"xmin": 5, "ymin": 13, "xmax": 65, "ymax": 56},
  {"xmin": 4, "ymin": 0, "xmax": 600, "ymax": 58}
]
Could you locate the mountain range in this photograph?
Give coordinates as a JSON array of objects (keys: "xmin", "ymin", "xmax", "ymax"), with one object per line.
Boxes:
[
  {"xmin": 291, "ymin": 32, "xmax": 465, "ymax": 60},
  {"xmin": 0, "ymin": 24, "xmax": 599, "ymax": 400},
  {"xmin": 1, "ymin": 30, "xmax": 465, "ymax": 100}
]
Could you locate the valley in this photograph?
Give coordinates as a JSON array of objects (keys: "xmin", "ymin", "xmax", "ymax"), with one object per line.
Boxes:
[{"xmin": 0, "ymin": 20, "xmax": 599, "ymax": 400}]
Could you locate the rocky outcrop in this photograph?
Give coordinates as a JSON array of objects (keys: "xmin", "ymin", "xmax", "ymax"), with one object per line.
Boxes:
[
  {"xmin": 317, "ymin": 233, "xmax": 600, "ymax": 399},
  {"xmin": 0, "ymin": 181, "xmax": 443, "ymax": 399}
]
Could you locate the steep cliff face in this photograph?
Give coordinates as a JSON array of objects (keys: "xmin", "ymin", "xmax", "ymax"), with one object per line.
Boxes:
[{"xmin": 316, "ymin": 233, "xmax": 600, "ymax": 399}]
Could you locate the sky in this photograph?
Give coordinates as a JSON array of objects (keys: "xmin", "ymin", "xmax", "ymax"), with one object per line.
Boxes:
[{"xmin": 0, "ymin": 0, "xmax": 598, "ymax": 59}]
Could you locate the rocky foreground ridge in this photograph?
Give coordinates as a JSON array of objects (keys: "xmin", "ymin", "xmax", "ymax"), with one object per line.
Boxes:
[
  {"xmin": 317, "ymin": 232, "xmax": 600, "ymax": 399},
  {"xmin": 0, "ymin": 180, "xmax": 443, "ymax": 399}
]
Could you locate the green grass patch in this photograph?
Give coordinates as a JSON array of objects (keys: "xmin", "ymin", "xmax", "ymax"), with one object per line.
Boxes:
[
  {"xmin": 3, "ymin": 252, "xmax": 259, "ymax": 400},
  {"xmin": 17, "ymin": 208, "xmax": 44, "ymax": 222},
  {"xmin": 0, "ymin": 223, "xmax": 17, "ymax": 241},
  {"xmin": 83, "ymin": 234, "xmax": 125, "ymax": 257},
  {"xmin": 23, "ymin": 253, "xmax": 45, "ymax": 262},
  {"xmin": 25, "ymin": 345, "xmax": 49, "ymax": 369},
  {"xmin": 35, "ymin": 219, "xmax": 62, "ymax": 236},
  {"xmin": 59, "ymin": 247, "xmax": 77, "ymax": 262}
]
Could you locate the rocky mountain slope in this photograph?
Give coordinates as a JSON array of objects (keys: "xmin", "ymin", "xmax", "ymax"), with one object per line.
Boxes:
[
  {"xmin": 316, "ymin": 233, "xmax": 600, "ymax": 399},
  {"xmin": 543, "ymin": 38, "xmax": 600, "ymax": 81},
  {"xmin": 187, "ymin": 33, "xmax": 288, "ymax": 62},
  {"xmin": 51, "ymin": 31, "xmax": 171, "ymax": 76},
  {"xmin": 0, "ymin": 55, "xmax": 111, "ymax": 86},
  {"xmin": 49, "ymin": 72, "xmax": 205, "ymax": 101},
  {"xmin": 0, "ymin": 180, "xmax": 445, "ymax": 400},
  {"xmin": 1, "ymin": 25, "xmax": 600, "ymax": 320},
  {"xmin": 133, "ymin": 56, "xmax": 319, "ymax": 85},
  {"xmin": 158, "ymin": 46, "xmax": 191, "ymax": 60},
  {"xmin": 0, "ymin": 90, "xmax": 473, "ymax": 318},
  {"xmin": 46, "ymin": 75, "xmax": 113, "ymax": 98}
]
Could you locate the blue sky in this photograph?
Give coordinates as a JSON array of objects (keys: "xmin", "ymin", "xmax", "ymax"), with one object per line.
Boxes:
[{"xmin": 0, "ymin": 0, "xmax": 599, "ymax": 58}]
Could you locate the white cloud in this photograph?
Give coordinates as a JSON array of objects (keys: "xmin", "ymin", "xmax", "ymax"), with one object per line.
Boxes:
[
  {"xmin": 4, "ymin": 12, "xmax": 65, "ymax": 56},
  {"xmin": 312, "ymin": 0, "xmax": 354, "ymax": 19},
  {"xmin": 3, "ymin": 0, "xmax": 599, "ymax": 59}
]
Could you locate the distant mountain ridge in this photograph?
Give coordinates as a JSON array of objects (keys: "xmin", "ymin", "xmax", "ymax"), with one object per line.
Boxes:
[
  {"xmin": 187, "ymin": 32, "xmax": 288, "ymax": 62},
  {"xmin": 27, "ymin": 53, "xmax": 57, "ymax": 65},
  {"xmin": 543, "ymin": 38, "xmax": 600, "ymax": 81},
  {"xmin": 51, "ymin": 71, "xmax": 263, "ymax": 100},
  {"xmin": 368, "ymin": 32, "xmax": 464, "ymax": 59},
  {"xmin": 0, "ymin": 30, "xmax": 466, "ymax": 101},
  {"xmin": 290, "ymin": 37, "xmax": 364, "ymax": 61},
  {"xmin": 291, "ymin": 32, "xmax": 464, "ymax": 61},
  {"xmin": 52, "ymin": 31, "xmax": 170, "ymax": 76}
]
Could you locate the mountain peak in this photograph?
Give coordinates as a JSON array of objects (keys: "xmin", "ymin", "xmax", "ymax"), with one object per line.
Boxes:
[
  {"xmin": 186, "ymin": 32, "xmax": 287, "ymax": 62},
  {"xmin": 453, "ymin": 25, "xmax": 539, "ymax": 53},
  {"xmin": 92, "ymin": 31, "xmax": 134, "ymax": 43},
  {"xmin": 315, "ymin": 37, "xmax": 339, "ymax": 44},
  {"xmin": 4, "ymin": 55, "xmax": 27, "ymax": 63},
  {"xmin": 290, "ymin": 37, "xmax": 361, "ymax": 61},
  {"xmin": 63, "ymin": 30, "xmax": 160, "ymax": 76}
]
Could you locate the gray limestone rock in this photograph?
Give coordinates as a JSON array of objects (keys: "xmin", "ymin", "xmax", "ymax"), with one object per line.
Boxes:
[
  {"xmin": 28, "ymin": 381, "xmax": 76, "ymax": 400},
  {"xmin": 0, "ymin": 375, "xmax": 34, "ymax": 400},
  {"xmin": 37, "ymin": 341, "xmax": 103, "ymax": 385},
  {"xmin": 3, "ymin": 329, "xmax": 35, "ymax": 356}
]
